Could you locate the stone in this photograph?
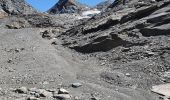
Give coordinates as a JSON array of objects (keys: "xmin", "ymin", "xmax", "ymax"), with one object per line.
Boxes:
[
  {"xmin": 29, "ymin": 88, "xmax": 38, "ymax": 92},
  {"xmin": 125, "ymin": 73, "xmax": 131, "ymax": 77},
  {"xmin": 72, "ymin": 83, "xmax": 82, "ymax": 88},
  {"xmin": 163, "ymin": 72, "xmax": 170, "ymax": 79},
  {"xmin": 74, "ymin": 96, "xmax": 80, "ymax": 100},
  {"xmin": 27, "ymin": 97, "xmax": 39, "ymax": 100},
  {"xmin": 15, "ymin": 87, "xmax": 28, "ymax": 94},
  {"xmin": 140, "ymin": 24, "xmax": 170, "ymax": 37},
  {"xmin": 53, "ymin": 94, "xmax": 72, "ymax": 100},
  {"xmin": 145, "ymin": 51, "xmax": 155, "ymax": 56},
  {"xmin": 46, "ymin": 89, "xmax": 57, "ymax": 92},
  {"xmin": 58, "ymin": 88, "xmax": 69, "ymax": 94},
  {"xmin": 38, "ymin": 89, "xmax": 53, "ymax": 97},
  {"xmin": 122, "ymin": 48, "xmax": 131, "ymax": 52},
  {"xmin": 8, "ymin": 68, "xmax": 15, "ymax": 72},
  {"xmin": 42, "ymin": 81, "xmax": 49, "ymax": 85},
  {"xmin": 151, "ymin": 84, "xmax": 170, "ymax": 97},
  {"xmin": 6, "ymin": 22, "xmax": 23, "ymax": 29},
  {"xmin": 91, "ymin": 97, "xmax": 99, "ymax": 100},
  {"xmin": 34, "ymin": 93, "xmax": 40, "ymax": 98}
]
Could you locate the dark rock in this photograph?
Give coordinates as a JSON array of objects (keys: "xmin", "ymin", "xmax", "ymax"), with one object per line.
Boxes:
[
  {"xmin": 72, "ymin": 82, "xmax": 82, "ymax": 88},
  {"xmin": 41, "ymin": 30, "xmax": 56, "ymax": 40},
  {"xmin": 140, "ymin": 24, "xmax": 170, "ymax": 37},
  {"xmin": 71, "ymin": 34, "xmax": 128, "ymax": 53},
  {"xmin": 15, "ymin": 87, "xmax": 28, "ymax": 94},
  {"xmin": 120, "ymin": 5, "xmax": 158, "ymax": 23},
  {"xmin": 48, "ymin": 0, "xmax": 89, "ymax": 14}
]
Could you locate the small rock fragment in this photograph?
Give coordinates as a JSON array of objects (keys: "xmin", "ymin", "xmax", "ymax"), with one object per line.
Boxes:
[
  {"xmin": 27, "ymin": 97, "xmax": 39, "ymax": 100},
  {"xmin": 122, "ymin": 48, "xmax": 130, "ymax": 52},
  {"xmin": 91, "ymin": 97, "xmax": 99, "ymax": 100},
  {"xmin": 74, "ymin": 96, "xmax": 80, "ymax": 100},
  {"xmin": 15, "ymin": 87, "xmax": 28, "ymax": 94},
  {"xmin": 39, "ymin": 89, "xmax": 53, "ymax": 97},
  {"xmin": 46, "ymin": 89, "xmax": 57, "ymax": 92},
  {"xmin": 58, "ymin": 88, "xmax": 69, "ymax": 94},
  {"xmin": 42, "ymin": 81, "xmax": 49, "ymax": 85},
  {"xmin": 145, "ymin": 51, "xmax": 155, "ymax": 56},
  {"xmin": 72, "ymin": 83, "xmax": 82, "ymax": 88},
  {"xmin": 125, "ymin": 73, "xmax": 131, "ymax": 77},
  {"xmin": 53, "ymin": 94, "xmax": 71, "ymax": 100}
]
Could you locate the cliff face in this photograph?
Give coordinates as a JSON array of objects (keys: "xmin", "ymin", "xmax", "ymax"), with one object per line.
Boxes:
[
  {"xmin": 48, "ymin": 0, "xmax": 89, "ymax": 14},
  {"xmin": 0, "ymin": 0, "xmax": 37, "ymax": 15}
]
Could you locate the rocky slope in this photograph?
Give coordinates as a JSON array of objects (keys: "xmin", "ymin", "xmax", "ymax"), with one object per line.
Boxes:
[
  {"xmin": 0, "ymin": 0, "xmax": 36, "ymax": 15},
  {"xmin": 0, "ymin": 0, "xmax": 170, "ymax": 100},
  {"xmin": 57, "ymin": 0, "xmax": 170, "ymax": 98},
  {"xmin": 48, "ymin": 0, "xmax": 90, "ymax": 14},
  {"xmin": 96, "ymin": 0, "xmax": 115, "ymax": 11}
]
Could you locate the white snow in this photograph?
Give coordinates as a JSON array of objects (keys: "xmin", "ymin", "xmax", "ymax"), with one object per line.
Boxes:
[{"xmin": 82, "ymin": 9, "xmax": 101, "ymax": 16}]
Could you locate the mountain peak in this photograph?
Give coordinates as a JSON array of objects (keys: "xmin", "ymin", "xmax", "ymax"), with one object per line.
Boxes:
[{"xmin": 48, "ymin": 0, "xmax": 89, "ymax": 14}]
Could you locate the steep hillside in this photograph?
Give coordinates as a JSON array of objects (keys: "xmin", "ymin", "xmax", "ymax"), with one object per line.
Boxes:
[
  {"xmin": 0, "ymin": 0, "xmax": 37, "ymax": 15},
  {"xmin": 58, "ymin": 0, "xmax": 170, "ymax": 95}
]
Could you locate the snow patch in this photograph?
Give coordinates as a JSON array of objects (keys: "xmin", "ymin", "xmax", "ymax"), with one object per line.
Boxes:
[{"xmin": 82, "ymin": 9, "xmax": 101, "ymax": 16}]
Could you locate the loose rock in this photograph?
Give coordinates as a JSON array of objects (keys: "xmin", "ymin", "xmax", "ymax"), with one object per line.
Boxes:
[
  {"xmin": 72, "ymin": 83, "xmax": 82, "ymax": 88},
  {"xmin": 53, "ymin": 94, "xmax": 72, "ymax": 100},
  {"xmin": 58, "ymin": 88, "xmax": 69, "ymax": 94},
  {"xmin": 125, "ymin": 73, "xmax": 131, "ymax": 77},
  {"xmin": 27, "ymin": 97, "xmax": 39, "ymax": 100},
  {"xmin": 15, "ymin": 87, "xmax": 28, "ymax": 94},
  {"xmin": 39, "ymin": 90, "xmax": 53, "ymax": 97}
]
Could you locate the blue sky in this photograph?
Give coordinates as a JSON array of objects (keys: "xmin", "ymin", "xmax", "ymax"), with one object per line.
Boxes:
[{"xmin": 26, "ymin": 0, "xmax": 105, "ymax": 12}]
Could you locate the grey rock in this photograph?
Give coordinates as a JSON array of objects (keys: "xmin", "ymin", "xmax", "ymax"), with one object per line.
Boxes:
[
  {"xmin": 58, "ymin": 88, "xmax": 69, "ymax": 94},
  {"xmin": 0, "ymin": 0, "xmax": 37, "ymax": 15},
  {"xmin": 27, "ymin": 97, "xmax": 39, "ymax": 100},
  {"xmin": 140, "ymin": 24, "xmax": 170, "ymax": 37},
  {"xmin": 151, "ymin": 84, "xmax": 170, "ymax": 97},
  {"xmin": 38, "ymin": 89, "xmax": 53, "ymax": 97},
  {"xmin": 96, "ymin": 0, "xmax": 115, "ymax": 11},
  {"xmin": 125, "ymin": 73, "xmax": 131, "ymax": 77},
  {"xmin": 53, "ymin": 94, "xmax": 72, "ymax": 100},
  {"xmin": 15, "ymin": 87, "xmax": 28, "ymax": 94},
  {"xmin": 72, "ymin": 83, "xmax": 82, "ymax": 88},
  {"xmin": 48, "ymin": 0, "xmax": 89, "ymax": 14}
]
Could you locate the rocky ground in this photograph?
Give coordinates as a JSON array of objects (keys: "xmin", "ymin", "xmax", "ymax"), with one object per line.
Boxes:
[{"xmin": 0, "ymin": 0, "xmax": 170, "ymax": 100}]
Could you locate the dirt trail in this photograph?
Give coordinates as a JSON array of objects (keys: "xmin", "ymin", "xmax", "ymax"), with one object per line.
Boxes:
[{"xmin": 0, "ymin": 28, "xmax": 158, "ymax": 100}]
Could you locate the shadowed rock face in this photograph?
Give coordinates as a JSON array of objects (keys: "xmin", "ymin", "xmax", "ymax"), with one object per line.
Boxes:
[
  {"xmin": 48, "ymin": 0, "xmax": 89, "ymax": 14},
  {"xmin": 0, "ymin": 0, "xmax": 37, "ymax": 15}
]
